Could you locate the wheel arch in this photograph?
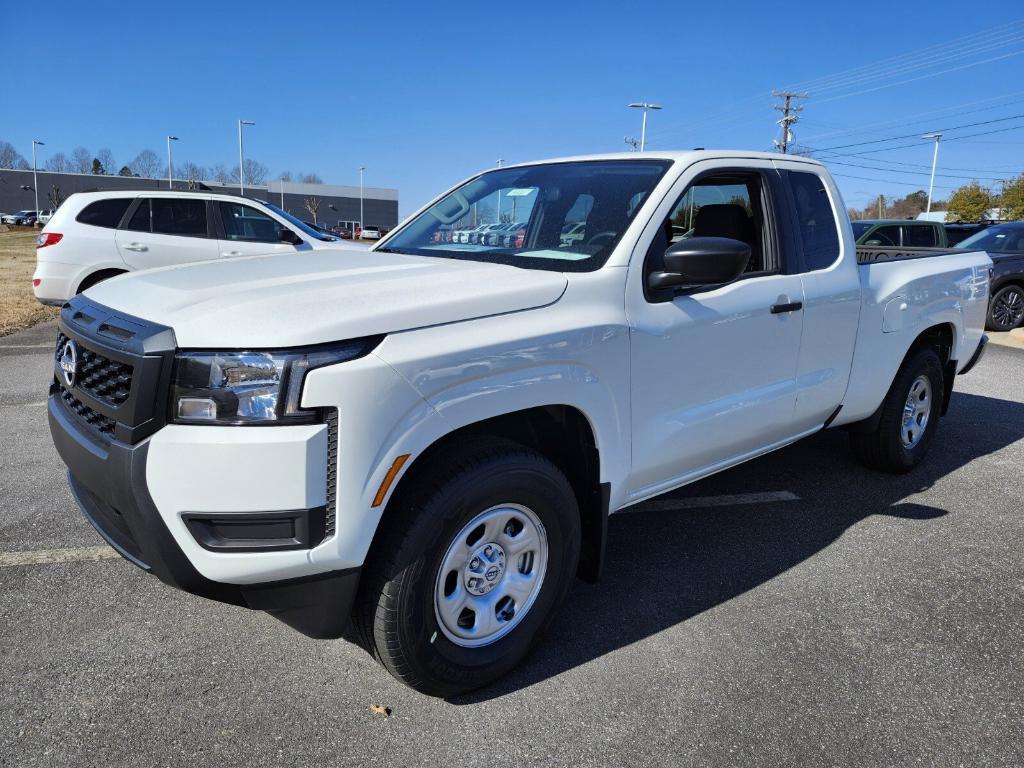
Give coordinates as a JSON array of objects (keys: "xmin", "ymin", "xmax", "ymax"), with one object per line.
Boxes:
[
  {"xmin": 367, "ymin": 405, "xmax": 609, "ymax": 584},
  {"xmin": 75, "ymin": 266, "xmax": 129, "ymax": 294}
]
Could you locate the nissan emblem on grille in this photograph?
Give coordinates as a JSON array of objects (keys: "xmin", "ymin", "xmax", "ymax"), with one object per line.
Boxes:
[{"xmin": 59, "ymin": 339, "xmax": 79, "ymax": 388}]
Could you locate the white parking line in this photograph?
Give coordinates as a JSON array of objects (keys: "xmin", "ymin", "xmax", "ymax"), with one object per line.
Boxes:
[
  {"xmin": 1, "ymin": 401, "xmax": 48, "ymax": 408},
  {"xmin": 0, "ymin": 343, "xmax": 52, "ymax": 349},
  {"xmin": 0, "ymin": 546, "xmax": 120, "ymax": 568},
  {"xmin": 625, "ymin": 491, "xmax": 800, "ymax": 513}
]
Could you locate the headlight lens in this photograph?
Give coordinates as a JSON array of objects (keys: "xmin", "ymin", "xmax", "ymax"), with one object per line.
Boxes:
[{"xmin": 171, "ymin": 338, "xmax": 381, "ymax": 425}]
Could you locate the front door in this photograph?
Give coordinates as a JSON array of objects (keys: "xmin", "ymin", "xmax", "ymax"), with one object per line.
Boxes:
[
  {"xmin": 215, "ymin": 200, "xmax": 306, "ymax": 258},
  {"xmin": 626, "ymin": 165, "xmax": 805, "ymax": 501}
]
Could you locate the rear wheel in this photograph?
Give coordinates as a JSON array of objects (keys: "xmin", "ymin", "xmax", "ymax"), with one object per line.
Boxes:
[
  {"xmin": 987, "ymin": 285, "xmax": 1024, "ymax": 332},
  {"xmin": 77, "ymin": 269, "xmax": 126, "ymax": 294},
  {"xmin": 352, "ymin": 439, "xmax": 580, "ymax": 697},
  {"xmin": 850, "ymin": 347, "xmax": 945, "ymax": 473}
]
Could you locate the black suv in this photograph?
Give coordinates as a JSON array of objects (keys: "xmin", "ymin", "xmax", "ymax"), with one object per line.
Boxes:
[{"xmin": 955, "ymin": 222, "xmax": 1024, "ymax": 332}]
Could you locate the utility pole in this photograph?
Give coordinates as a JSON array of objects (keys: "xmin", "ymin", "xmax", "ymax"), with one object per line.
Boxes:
[
  {"xmin": 771, "ymin": 91, "xmax": 808, "ymax": 154},
  {"xmin": 878, "ymin": 194, "xmax": 885, "ymax": 218},
  {"xmin": 166, "ymin": 135, "xmax": 178, "ymax": 190},
  {"xmin": 624, "ymin": 136, "xmax": 640, "ymax": 152},
  {"xmin": 31, "ymin": 140, "xmax": 44, "ymax": 215},
  {"xmin": 922, "ymin": 133, "xmax": 943, "ymax": 214},
  {"xmin": 238, "ymin": 119, "xmax": 255, "ymax": 195}
]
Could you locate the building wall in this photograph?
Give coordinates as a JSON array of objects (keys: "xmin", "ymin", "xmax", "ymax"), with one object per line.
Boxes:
[{"xmin": 0, "ymin": 169, "xmax": 399, "ymax": 229}]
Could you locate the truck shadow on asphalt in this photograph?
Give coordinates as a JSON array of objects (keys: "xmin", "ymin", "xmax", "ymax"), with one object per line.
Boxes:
[{"xmin": 453, "ymin": 391, "xmax": 1024, "ymax": 703}]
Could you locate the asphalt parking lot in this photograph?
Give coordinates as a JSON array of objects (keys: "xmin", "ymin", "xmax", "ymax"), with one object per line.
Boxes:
[{"xmin": 1, "ymin": 321, "xmax": 1022, "ymax": 767}]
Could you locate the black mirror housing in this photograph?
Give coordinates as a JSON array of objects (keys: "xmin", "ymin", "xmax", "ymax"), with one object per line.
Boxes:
[
  {"xmin": 279, "ymin": 228, "xmax": 303, "ymax": 245},
  {"xmin": 649, "ymin": 236, "xmax": 751, "ymax": 290}
]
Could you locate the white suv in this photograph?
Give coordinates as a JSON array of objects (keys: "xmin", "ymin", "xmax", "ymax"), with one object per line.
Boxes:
[{"xmin": 33, "ymin": 191, "xmax": 346, "ymax": 305}]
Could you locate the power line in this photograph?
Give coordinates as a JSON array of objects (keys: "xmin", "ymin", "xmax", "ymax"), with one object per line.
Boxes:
[
  {"xmin": 813, "ymin": 123, "xmax": 1024, "ymax": 158},
  {"xmin": 820, "ymin": 157, "xmax": 1012, "ymax": 182},
  {"xmin": 830, "ymin": 171, "xmax": 962, "ymax": 191},
  {"xmin": 809, "ymin": 113, "xmax": 1024, "ymax": 152}
]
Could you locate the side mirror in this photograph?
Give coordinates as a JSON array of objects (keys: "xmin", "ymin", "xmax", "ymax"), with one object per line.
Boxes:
[
  {"xmin": 648, "ymin": 236, "xmax": 751, "ymax": 290},
  {"xmin": 279, "ymin": 228, "xmax": 303, "ymax": 245}
]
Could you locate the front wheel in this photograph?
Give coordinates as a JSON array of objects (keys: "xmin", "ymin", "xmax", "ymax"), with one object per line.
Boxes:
[
  {"xmin": 352, "ymin": 440, "xmax": 581, "ymax": 697},
  {"xmin": 850, "ymin": 347, "xmax": 945, "ymax": 473},
  {"xmin": 987, "ymin": 285, "xmax": 1024, "ymax": 332}
]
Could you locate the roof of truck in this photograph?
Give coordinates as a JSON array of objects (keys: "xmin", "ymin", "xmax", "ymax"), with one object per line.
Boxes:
[{"xmin": 499, "ymin": 150, "xmax": 824, "ymax": 169}]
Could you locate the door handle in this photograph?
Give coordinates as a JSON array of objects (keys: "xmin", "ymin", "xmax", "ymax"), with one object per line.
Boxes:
[
  {"xmin": 122, "ymin": 242, "xmax": 148, "ymax": 252},
  {"xmin": 770, "ymin": 301, "xmax": 803, "ymax": 314},
  {"xmin": 222, "ymin": 250, "xmax": 242, "ymax": 257}
]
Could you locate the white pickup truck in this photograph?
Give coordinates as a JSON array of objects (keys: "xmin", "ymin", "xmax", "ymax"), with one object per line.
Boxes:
[{"xmin": 48, "ymin": 151, "xmax": 990, "ymax": 696}]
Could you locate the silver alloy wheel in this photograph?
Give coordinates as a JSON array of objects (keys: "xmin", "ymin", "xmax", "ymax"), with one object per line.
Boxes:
[
  {"xmin": 992, "ymin": 288, "xmax": 1024, "ymax": 330},
  {"xmin": 901, "ymin": 374, "xmax": 932, "ymax": 448},
  {"xmin": 434, "ymin": 503, "xmax": 548, "ymax": 648}
]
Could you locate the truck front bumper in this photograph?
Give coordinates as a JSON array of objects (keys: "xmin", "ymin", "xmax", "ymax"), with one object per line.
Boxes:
[{"xmin": 49, "ymin": 395, "xmax": 359, "ymax": 639}]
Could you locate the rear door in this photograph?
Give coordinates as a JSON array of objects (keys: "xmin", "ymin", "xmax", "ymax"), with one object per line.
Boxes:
[
  {"xmin": 215, "ymin": 200, "xmax": 304, "ymax": 258},
  {"xmin": 776, "ymin": 166, "xmax": 861, "ymax": 432},
  {"xmin": 115, "ymin": 196, "xmax": 218, "ymax": 269}
]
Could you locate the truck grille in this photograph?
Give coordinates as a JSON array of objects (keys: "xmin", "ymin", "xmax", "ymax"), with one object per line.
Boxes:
[
  {"xmin": 58, "ymin": 385, "xmax": 116, "ymax": 436},
  {"xmin": 52, "ymin": 296, "xmax": 177, "ymax": 445},
  {"xmin": 56, "ymin": 332, "xmax": 134, "ymax": 406}
]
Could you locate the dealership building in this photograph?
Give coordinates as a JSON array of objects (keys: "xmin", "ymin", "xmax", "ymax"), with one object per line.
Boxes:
[{"xmin": 0, "ymin": 169, "xmax": 399, "ymax": 231}]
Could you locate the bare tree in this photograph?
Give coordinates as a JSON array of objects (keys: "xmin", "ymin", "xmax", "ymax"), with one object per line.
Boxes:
[
  {"xmin": 48, "ymin": 185, "xmax": 66, "ymax": 209},
  {"xmin": 303, "ymin": 197, "xmax": 321, "ymax": 225},
  {"xmin": 210, "ymin": 164, "xmax": 233, "ymax": 183},
  {"xmin": 44, "ymin": 152, "xmax": 71, "ymax": 173},
  {"xmin": 0, "ymin": 140, "xmax": 27, "ymax": 169},
  {"xmin": 96, "ymin": 149, "xmax": 116, "ymax": 175},
  {"xmin": 128, "ymin": 149, "xmax": 161, "ymax": 178},
  {"xmin": 70, "ymin": 146, "xmax": 93, "ymax": 174},
  {"xmin": 231, "ymin": 158, "xmax": 269, "ymax": 186},
  {"xmin": 278, "ymin": 170, "xmax": 293, "ymax": 182},
  {"xmin": 177, "ymin": 160, "xmax": 208, "ymax": 182},
  {"xmin": 299, "ymin": 172, "xmax": 323, "ymax": 184}
]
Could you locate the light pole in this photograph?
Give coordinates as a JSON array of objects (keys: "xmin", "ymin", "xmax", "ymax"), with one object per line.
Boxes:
[
  {"xmin": 628, "ymin": 102, "xmax": 662, "ymax": 152},
  {"xmin": 31, "ymin": 140, "xmax": 44, "ymax": 214},
  {"xmin": 923, "ymin": 133, "xmax": 943, "ymax": 214},
  {"xmin": 496, "ymin": 159, "xmax": 504, "ymax": 219},
  {"xmin": 166, "ymin": 136, "xmax": 178, "ymax": 190},
  {"xmin": 280, "ymin": 178, "xmax": 285, "ymax": 209},
  {"xmin": 238, "ymin": 119, "xmax": 255, "ymax": 195},
  {"xmin": 359, "ymin": 166, "xmax": 365, "ymax": 234}
]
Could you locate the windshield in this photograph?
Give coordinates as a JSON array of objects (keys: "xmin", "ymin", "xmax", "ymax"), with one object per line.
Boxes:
[
  {"xmin": 378, "ymin": 159, "xmax": 672, "ymax": 271},
  {"xmin": 259, "ymin": 201, "xmax": 340, "ymax": 242},
  {"xmin": 851, "ymin": 222, "xmax": 871, "ymax": 238},
  {"xmin": 955, "ymin": 223, "xmax": 1024, "ymax": 252}
]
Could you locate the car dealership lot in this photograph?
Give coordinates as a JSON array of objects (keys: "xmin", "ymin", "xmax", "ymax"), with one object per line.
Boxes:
[{"xmin": 1, "ymin": 322, "xmax": 1022, "ymax": 767}]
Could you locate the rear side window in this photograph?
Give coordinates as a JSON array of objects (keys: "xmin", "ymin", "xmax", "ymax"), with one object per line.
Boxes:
[
  {"xmin": 788, "ymin": 171, "xmax": 840, "ymax": 271},
  {"xmin": 125, "ymin": 199, "xmax": 152, "ymax": 231},
  {"xmin": 76, "ymin": 198, "xmax": 133, "ymax": 228},
  {"xmin": 902, "ymin": 225, "xmax": 937, "ymax": 247},
  {"xmin": 151, "ymin": 198, "xmax": 207, "ymax": 236}
]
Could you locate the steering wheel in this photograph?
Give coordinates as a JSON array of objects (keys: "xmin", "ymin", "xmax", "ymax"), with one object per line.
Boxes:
[{"xmin": 586, "ymin": 231, "xmax": 616, "ymax": 247}]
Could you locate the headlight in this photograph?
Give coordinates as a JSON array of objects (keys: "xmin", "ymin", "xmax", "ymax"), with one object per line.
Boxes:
[{"xmin": 171, "ymin": 337, "xmax": 381, "ymax": 425}]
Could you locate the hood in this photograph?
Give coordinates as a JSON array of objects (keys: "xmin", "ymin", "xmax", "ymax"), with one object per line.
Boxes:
[{"xmin": 83, "ymin": 248, "xmax": 567, "ymax": 347}]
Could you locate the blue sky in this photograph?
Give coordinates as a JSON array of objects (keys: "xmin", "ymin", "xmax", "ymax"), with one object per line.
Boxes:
[{"xmin": 3, "ymin": 0, "xmax": 1023, "ymax": 217}]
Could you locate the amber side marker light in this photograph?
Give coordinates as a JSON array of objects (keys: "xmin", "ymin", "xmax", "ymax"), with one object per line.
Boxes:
[{"xmin": 372, "ymin": 454, "xmax": 411, "ymax": 507}]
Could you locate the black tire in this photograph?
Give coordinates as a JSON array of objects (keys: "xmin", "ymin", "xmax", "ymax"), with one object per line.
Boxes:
[
  {"xmin": 986, "ymin": 285, "xmax": 1024, "ymax": 332},
  {"xmin": 850, "ymin": 347, "xmax": 945, "ymax": 473},
  {"xmin": 352, "ymin": 439, "xmax": 581, "ymax": 697}
]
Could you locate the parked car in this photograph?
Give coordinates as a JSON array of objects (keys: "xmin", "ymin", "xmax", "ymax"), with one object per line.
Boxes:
[
  {"xmin": 2, "ymin": 210, "xmax": 38, "ymax": 225},
  {"xmin": 954, "ymin": 221, "xmax": 1024, "ymax": 331},
  {"xmin": 36, "ymin": 209, "xmax": 56, "ymax": 225},
  {"xmin": 47, "ymin": 151, "xmax": 990, "ymax": 697},
  {"xmin": 476, "ymin": 223, "xmax": 507, "ymax": 245},
  {"xmin": 18, "ymin": 213, "xmax": 38, "ymax": 227},
  {"xmin": 852, "ymin": 219, "xmax": 947, "ymax": 248},
  {"xmin": 32, "ymin": 191, "xmax": 350, "ymax": 305},
  {"xmin": 361, "ymin": 225, "xmax": 382, "ymax": 240}
]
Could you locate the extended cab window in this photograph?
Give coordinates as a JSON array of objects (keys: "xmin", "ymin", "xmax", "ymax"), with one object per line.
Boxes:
[
  {"xmin": 151, "ymin": 198, "xmax": 207, "ymax": 237},
  {"xmin": 76, "ymin": 198, "xmax": 133, "ymax": 228},
  {"xmin": 902, "ymin": 224, "xmax": 937, "ymax": 247},
  {"xmin": 125, "ymin": 199, "xmax": 152, "ymax": 232},
  {"xmin": 788, "ymin": 171, "xmax": 840, "ymax": 270},
  {"xmin": 219, "ymin": 202, "xmax": 282, "ymax": 243},
  {"xmin": 645, "ymin": 171, "xmax": 776, "ymax": 284}
]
